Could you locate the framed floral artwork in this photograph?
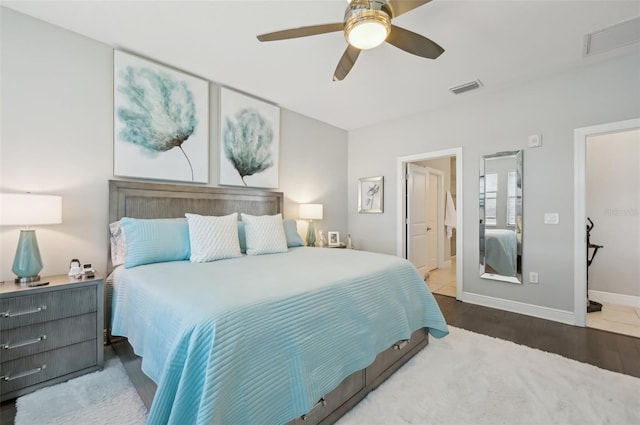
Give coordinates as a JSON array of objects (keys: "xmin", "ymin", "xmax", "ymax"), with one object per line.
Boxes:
[
  {"xmin": 113, "ymin": 51, "xmax": 209, "ymax": 183},
  {"xmin": 219, "ymin": 87, "xmax": 280, "ymax": 188},
  {"xmin": 358, "ymin": 176, "xmax": 384, "ymax": 213}
]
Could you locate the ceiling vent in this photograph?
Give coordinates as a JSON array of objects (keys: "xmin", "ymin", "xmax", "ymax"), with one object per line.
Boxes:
[
  {"xmin": 449, "ymin": 79, "xmax": 483, "ymax": 95},
  {"xmin": 584, "ymin": 16, "xmax": 640, "ymax": 56}
]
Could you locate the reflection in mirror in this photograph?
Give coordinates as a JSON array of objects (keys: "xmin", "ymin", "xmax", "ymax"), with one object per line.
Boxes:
[{"xmin": 479, "ymin": 150, "xmax": 523, "ymax": 283}]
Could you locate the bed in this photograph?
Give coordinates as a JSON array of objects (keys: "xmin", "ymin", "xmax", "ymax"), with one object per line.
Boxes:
[
  {"xmin": 106, "ymin": 180, "xmax": 449, "ymax": 425},
  {"xmin": 484, "ymin": 228, "xmax": 517, "ymax": 277}
]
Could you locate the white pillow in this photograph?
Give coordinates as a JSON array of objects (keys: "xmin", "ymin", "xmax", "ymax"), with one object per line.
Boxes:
[
  {"xmin": 185, "ymin": 213, "xmax": 242, "ymax": 262},
  {"xmin": 240, "ymin": 213, "xmax": 288, "ymax": 256},
  {"xmin": 109, "ymin": 221, "xmax": 126, "ymax": 267}
]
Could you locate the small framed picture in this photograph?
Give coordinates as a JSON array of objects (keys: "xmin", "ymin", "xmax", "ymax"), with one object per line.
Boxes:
[
  {"xmin": 358, "ymin": 176, "xmax": 384, "ymax": 213},
  {"xmin": 328, "ymin": 231, "xmax": 340, "ymax": 247}
]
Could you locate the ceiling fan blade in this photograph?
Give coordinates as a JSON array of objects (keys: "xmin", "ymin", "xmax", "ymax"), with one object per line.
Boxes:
[
  {"xmin": 382, "ymin": 0, "xmax": 432, "ymax": 19},
  {"xmin": 257, "ymin": 22, "xmax": 344, "ymax": 42},
  {"xmin": 386, "ymin": 25, "xmax": 444, "ymax": 59},
  {"xmin": 333, "ymin": 45, "xmax": 361, "ymax": 81}
]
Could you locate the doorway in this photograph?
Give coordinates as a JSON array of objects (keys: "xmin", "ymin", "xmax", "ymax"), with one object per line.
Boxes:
[
  {"xmin": 574, "ymin": 118, "xmax": 640, "ymax": 332},
  {"xmin": 397, "ymin": 148, "xmax": 463, "ymax": 300}
]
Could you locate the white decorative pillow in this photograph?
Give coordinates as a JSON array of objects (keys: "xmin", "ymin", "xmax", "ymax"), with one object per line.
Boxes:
[
  {"xmin": 240, "ymin": 213, "xmax": 288, "ymax": 256},
  {"xmin": 185, "ymin": 213, "xmax": 242, "ymax": 263},
  {"xmin": 109, "ymin": 221, "xmax": 126, "ymax": 267}
]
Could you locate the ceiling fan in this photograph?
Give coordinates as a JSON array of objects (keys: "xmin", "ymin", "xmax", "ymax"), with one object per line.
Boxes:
[{"xmin": 257, "ymin": 0, "xmax": 444, "ymax": 81}]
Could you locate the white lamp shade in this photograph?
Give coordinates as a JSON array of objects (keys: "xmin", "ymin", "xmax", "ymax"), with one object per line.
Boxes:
[
  {"xmin": 299, "ymin": 204, "xmax": 323, "ymax": 221},
  {"xmin": 0, "ymin": 193, "xmax": 62, "ymax": 226}
]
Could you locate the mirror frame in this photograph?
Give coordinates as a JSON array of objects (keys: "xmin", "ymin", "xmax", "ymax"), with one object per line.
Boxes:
[{"xmin": 479, "ymin": 150, "xmax": 523, "ymax": 284}]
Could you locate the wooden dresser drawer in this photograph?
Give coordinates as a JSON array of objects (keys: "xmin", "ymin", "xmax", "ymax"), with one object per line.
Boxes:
[
  {"xmin": 0, "ymin": 340, "xmax": 97, "ymax": 395},
  {"xmin": 0, "ymin": 287, "xmax": 97, "ymax": 331},
  {"xmin": 365, "ymin": 328, "xmax": 427, "ymax": 387},
  {"xmin": 1, "ymin": 313, "xmax": 97, "ymax": 362}
]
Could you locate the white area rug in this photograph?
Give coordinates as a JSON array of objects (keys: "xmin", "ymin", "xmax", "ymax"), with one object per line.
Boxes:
[
  {"xmin": 15, "ymin": 327, "xmax": 640, "ymax": 425},
  {"xmin": 337, "ymin": 327, "xmax": 640, "ymax": 425},
  {"xmin": 15, "ymin": 353, "xmax": 147, "ymax": 425}
]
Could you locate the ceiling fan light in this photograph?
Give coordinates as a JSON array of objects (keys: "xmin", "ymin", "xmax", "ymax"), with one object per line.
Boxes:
[{"xmin": 345, "ymin": 9, "xmax": 391, "ymax": 50}]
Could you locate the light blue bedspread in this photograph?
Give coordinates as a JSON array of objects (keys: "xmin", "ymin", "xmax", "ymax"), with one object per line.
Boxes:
[
  {"xmin": 485, "ymin": 229, "xmax": 517, "ymax": 276},
  {"xmin": 111, "ymin": 247, "xmax": 448, "ymax": 424}
]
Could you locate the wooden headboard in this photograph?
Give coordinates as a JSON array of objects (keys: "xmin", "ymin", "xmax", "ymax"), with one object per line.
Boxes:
[{"xmin": 107, "ymin": 180, "xmax": 284, "ymax": 273}]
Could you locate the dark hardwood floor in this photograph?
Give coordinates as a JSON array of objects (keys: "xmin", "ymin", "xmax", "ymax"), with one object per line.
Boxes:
[
  {"xmin": 434, "ymin": 294, "xmax": 640, "ymax": 378},
  {"xmin": 2, "ymin": 295, "xmax": 638, "ymax": 425}
]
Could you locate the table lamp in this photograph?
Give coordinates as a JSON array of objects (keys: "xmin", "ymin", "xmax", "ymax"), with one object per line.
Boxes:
[
  {"xmin": 299, "ymin": 203, "xmax": 323, "ymax": 247},
  {"xmin": 1, "ymin": 193, "xmax": 62, "ymax": 284}
]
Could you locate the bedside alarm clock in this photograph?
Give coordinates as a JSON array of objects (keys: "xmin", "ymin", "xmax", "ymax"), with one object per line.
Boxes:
[{"xmin": 83, "ymin": 264, "xmax": 95, "ymax": 279}]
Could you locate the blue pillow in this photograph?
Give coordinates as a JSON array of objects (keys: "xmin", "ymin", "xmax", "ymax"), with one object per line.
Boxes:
[
  {"xmin": 120, "ymin": 218, "xmax": 190, "ymax": 268},
  {"xmin": 283, "ymin": 219, "xmax": 305, "ymax": 247},
  {"xmin": 237, "ymin": 221, "xmax": 247, "ymax": 254}
]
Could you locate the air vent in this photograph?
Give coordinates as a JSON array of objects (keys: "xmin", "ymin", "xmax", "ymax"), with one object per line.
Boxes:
[
  {"xmin": 449, "ymin": 79, "xmax": 483, "ymax": 95},
  {"xmin": 584, "ymin": 16, "xmax": 640, "ymax": 56}
]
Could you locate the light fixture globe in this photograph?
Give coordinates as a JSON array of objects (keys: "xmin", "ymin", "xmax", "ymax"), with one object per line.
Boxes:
[{"xmin": 345, "ymin": 8, "xmax": 391, "ymax": 50}]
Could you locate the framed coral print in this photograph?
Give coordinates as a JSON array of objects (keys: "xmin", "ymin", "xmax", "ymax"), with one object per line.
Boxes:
[
  {"xmin": 113, "ymin": 51, "xmax": 209, "ymax": 183},
  {"xmin": 219, "ymin": 87, "xmax": 280, "ymax": 188},
  {"xmin": 358, "ymin": 176, "xmax": 384, "ymax": 213}
]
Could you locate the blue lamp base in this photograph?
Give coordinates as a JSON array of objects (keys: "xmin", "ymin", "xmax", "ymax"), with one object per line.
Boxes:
[
  {"xmin": 306, "ymin": 221, "xmax": 317, "ymax": 247},
  {"xmin": 12, "ymin": 229, "xmax": 43, "ymax": 284}
]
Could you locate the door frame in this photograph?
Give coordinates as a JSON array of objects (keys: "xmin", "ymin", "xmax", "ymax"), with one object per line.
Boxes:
[
  {"xmin": 397, "ymin": 147, "xmax": 464, "ymax": 300},
  {"xmin": 573, "ymin": 118, "xmax": 640, "ymax": 326}
]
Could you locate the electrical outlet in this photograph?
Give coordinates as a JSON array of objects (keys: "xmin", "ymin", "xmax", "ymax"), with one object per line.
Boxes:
[
  {"xmin": 544, "ymin": 213, "xmax": 559, "ymax": 225},
  {"xmin": 529, "ymin": 272, "xmax": 539, "ymax": 284}
]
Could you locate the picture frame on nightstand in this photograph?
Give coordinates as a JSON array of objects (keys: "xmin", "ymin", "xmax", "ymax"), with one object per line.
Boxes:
[{"xmin": 328, "ymin": 231, "xmax": 340, "ymax": 247}]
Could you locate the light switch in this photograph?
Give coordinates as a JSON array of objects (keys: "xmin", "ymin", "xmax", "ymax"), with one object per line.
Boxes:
[
  {"xmin": 544, "ymin": 213, "xmax": 559, "ymax": 224},
  {"xmin": 528, "ymin": 134, "xmax": 542, "ymax": 148}
]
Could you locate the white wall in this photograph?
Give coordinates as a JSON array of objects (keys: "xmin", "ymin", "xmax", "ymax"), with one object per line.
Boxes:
[
  {"xmin": 0, "ymin": 8, "xmax": 348, "ymax": 281},
  {"xmin": 348, "ymin": 53, "xmax": 640, "ymax": 314},
  {"xmin": 586, "ymin": 129, "xmax": 640, "ymax": 297}
]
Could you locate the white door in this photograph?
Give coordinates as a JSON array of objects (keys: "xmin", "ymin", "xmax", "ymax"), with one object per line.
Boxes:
[
  {"xmin": 426, "ymin": 172, "xmax": 439, "ymax": 271},
  {"xmin": 407, "ymin": 164, "xmax": 429, "ymax": 276}
]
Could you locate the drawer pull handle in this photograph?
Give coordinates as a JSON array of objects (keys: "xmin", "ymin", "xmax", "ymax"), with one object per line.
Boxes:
[
  {"xmin": 301, "ymin": 397, "xmax": 326, "ymax": 420},
  {"xmin": 1, "ymin": 335, "xmax": 47, "ymax": 350},
  {"xmin": 1, "ymin": 305, "xmax": 47, "ymax": 318},
  {"xmin": 1, "ymin": 364, "xmax": 46, "ymax": 381},
  {"xmin": 393, "ymin": 339, "xmax": 411, "ymax": 350}
]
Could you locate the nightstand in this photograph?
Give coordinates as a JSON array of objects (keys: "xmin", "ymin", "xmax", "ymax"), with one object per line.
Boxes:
[{"xmin": 0, "ymin": 275, "xmax": 104, "ymax": 401}]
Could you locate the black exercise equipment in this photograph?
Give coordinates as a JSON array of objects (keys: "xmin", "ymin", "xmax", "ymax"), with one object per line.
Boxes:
[{"xmin": 586, "ymin": 217, "xmax": 604, "ymax": 313}]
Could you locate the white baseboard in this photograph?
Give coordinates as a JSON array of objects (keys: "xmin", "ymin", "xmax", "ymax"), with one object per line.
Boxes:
[
  {"xmin": 588, "ymin": 290, "xmax": 640, "ymax": 308},
  {"xmin": 461, "ymin": 292, "xmax": 576, "ymax": 325}
]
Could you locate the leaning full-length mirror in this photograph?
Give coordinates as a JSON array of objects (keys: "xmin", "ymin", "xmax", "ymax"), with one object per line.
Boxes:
[{"xmin": 479, "ymin": 150, "xmax": 523, "ymax": 283}]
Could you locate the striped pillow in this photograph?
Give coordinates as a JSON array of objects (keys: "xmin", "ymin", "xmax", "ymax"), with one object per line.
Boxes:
[
  {"xmin": 186, "ymin": 213, "xmax": 242, "ymax": 262},
  {"xmin": 120, "ymin": 218, "xmax": 190, "ymax": 268},
  {"xmin": 241, "ymin": 213, "xmax": 288, "ymax": 256}
]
